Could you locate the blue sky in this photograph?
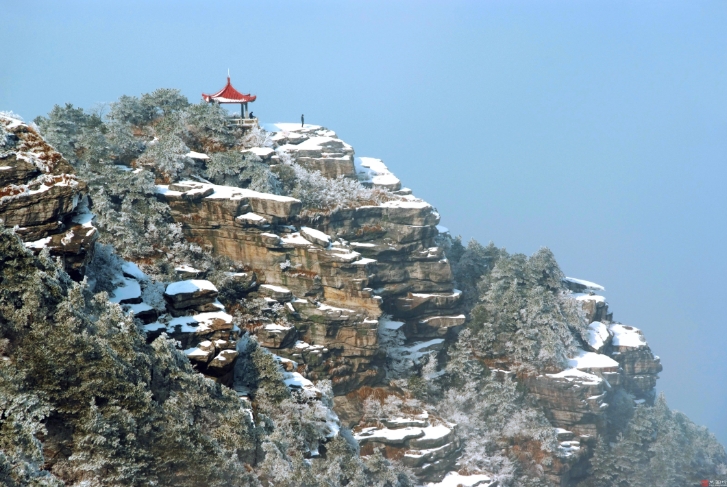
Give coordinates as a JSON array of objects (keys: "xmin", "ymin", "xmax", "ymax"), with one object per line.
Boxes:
[{"xmin": 3, "ymin": 0, "xmax": 726, "ymax": 444}]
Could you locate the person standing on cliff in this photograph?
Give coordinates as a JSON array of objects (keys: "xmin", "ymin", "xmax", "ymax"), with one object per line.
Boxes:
[{"xmin": 301, "ymin": 114, "xmax": 304, "ymax": 127}]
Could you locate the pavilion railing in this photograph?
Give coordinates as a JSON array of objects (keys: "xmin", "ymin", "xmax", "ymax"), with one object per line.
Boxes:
[{"xmin": 226, "ymin": 117, "xmax": 258, "ymax": 129}]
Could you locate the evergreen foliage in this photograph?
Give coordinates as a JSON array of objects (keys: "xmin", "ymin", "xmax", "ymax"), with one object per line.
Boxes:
[
  {"xmin": 447, "ymin": 237, "xmax": 504, "ymax": 313},
  {"xmin": 469, "ymin": 247, "xmax": 587, "ymax": 373},
  {"xmin": 0, "ymin": 229, "xmax": 259, "ymax": 486},
  {"xmin": 287, "ymin": 162, "xmax": 389, "ymax": 212},
  {"xmin": 206, "ymin": 151, "xmax": 281, "ymax": 194},
  {"xmin": 434, "ymin": 329, "xmax": 556, "ymax": 487},
  {"xmin": 583, "ymin": 394, "xmax": 727, "ymax": 487}
]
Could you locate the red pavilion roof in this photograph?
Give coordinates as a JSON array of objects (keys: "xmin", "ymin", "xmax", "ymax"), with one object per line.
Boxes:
[{"xmin": 202, "ymin": 77, "xmax": 257, "ymax": 104}]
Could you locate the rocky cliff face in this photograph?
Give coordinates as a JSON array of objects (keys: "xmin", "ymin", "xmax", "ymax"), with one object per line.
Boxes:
[
  {"xmin": 157, "ymin": 126, "xmax": 462, "ymax": 398},
  {"xmin": 149, "ymin": 123, "xmax": 667, "ymax": 486},
  {"xmin": 523, "ymin": 281, "xmax": 663, "ymax": 485},
  {"xmin": 0, "ymin": 114, "xmax": 96, "ymax": 279}
]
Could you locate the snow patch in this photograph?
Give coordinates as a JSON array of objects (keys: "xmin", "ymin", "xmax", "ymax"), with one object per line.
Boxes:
[
  {"xmin": 165, "ymin": 279, "xmax": 218, "ymax": 295},
  {"xmin": 567, "ymin": 349, "xmax": 619, "ymax": 370},
  {"xmin": 609, "ymin": 324, "xmax": 647, "ymax": 348},
  {"xmin": 565, "ymin": 277, "xmax": 605, "ymax": 291},
  {"xmin": 426, "ymin": 472, "xmax": 493, "ymax": 487},
  {"xmin": 587, "ymin": 321, "xmax": 610, "ymax": 351}
]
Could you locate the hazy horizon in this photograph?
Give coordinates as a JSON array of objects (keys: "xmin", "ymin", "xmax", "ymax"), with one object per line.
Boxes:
[{"xmin": 3, "ymin": 0, "xmax": 726, "ymax": 444}]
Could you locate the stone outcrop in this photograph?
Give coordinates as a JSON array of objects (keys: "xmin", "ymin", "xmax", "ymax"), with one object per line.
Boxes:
[
  {"xmin": 272, "ymin": 125, "xmax": 356, "ymax": 179},
  {"xmin": 353, "ymin": 409, "xmax": 462, "ymax": 482},
  {"xmin": 0, "ymin": 114, "xmax": 96, "ymax": 279},
  {"xmin": 150, "ymin": 124, "xmax": 665, "ymax": 486},
  {"xmin": 157, "ymin": 173, "xmax": 461, "ymax": 394}
]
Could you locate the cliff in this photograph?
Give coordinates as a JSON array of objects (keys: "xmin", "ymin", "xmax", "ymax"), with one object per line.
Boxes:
[
  {"xmin": 3, "ymin": 97, "xmax": 722, "ymax": 487},
  {"xmin": 139, "ymin": 123, "xmax": 664, "ymax": 485},
  {"xmin": 0, "ymin": 114, "xmax": 96, "ymax": 279}
]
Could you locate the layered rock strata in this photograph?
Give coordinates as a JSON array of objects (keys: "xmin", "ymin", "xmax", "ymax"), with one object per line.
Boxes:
[
  {"xmin": 157, "ymin": 169, "xmax": 462, "ymax": 393},
  {"xmin": 353, "ymin": 410, "xmax": 462, "ymax": 481},
  {"xmin": 270, "ymin": 124, "xmax": 356, "ymax": 178},
  {"xmin": 0, "ymin": 114, "xmax": 96, "ymax": 279},
  {"xmin": 523, "ymin": 280, "xmax": 662, "ymax": 485}
]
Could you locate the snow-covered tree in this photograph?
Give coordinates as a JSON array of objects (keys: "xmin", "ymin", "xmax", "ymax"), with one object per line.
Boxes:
[{"xmin": 470, "ymin": 248, "xmax": 587, "ymax": 373}]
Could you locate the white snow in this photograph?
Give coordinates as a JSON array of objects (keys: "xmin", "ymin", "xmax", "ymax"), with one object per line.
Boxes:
[
  {"xmin": 124, "ymin": 302, "xmax": 153, "ymax": 314},
  {"xmin": 380, "ymin": 199, "xmax": 431, "ymax": 210},
  {"xmin": 156, "ymin": 180, "xmax": 300, "ymax": 204},
  {"xmin": 121, "ymin": 261, "xmax": 146, "ymax": 280},
  {"xmin": 280, "ymin": 232, "xmax": 311, "ymax": 246},
  {"xmin": 609, "ymin": 324, "xmax": 647, "ymax": 348},
  {"xmin": 418, "ymin": 424, "xmax": 452, "ymax": 441},
  {"xmin": 426, "ymin": 472, "xmax": 492, "ymax": 487},
  {"xmin": 175, "ymin": 264, "xmax": 201, "ymax": 274},
  {"xmin": 412, "ymin": 290, "xmax": 462, "ymax": 300},
  {"xmin": 381, "ymin": 319, "xmax": 405, "ymax": 330},
  {"xmin": 259, "ymin": 284, "xmax": 291, "ymax": 294},
  {"xmin": 546, "ymin": 368, "xmax": 602, "ymax": 385},
  {"xmin": 238, "ymin": 212, "xmax": 267, "ymax": 222},
  {"xmin": 264, "ymin": 323, "xmax": 292, "ymax": 332},
  {"xmin": 300, "ymin": 226, "xmax": 332, "ymax": 245},
  {"xmin": 267, "ymin": 122, "xmax": 322, "ymax": 133},
  {"xmin": 354, "ymin": 426, "xmax": 424, "ymax": 443},
  {"xmin": 165, "ymin": 279, "xmax": 218, "ymax": 295},
  {"xmin": 572, "ymin": 293, "xmax": 607, "ymax": 304},
  {"xmin": 185, "ymin": 150, "xmax": 209, "ymax": 160},
  {"xmin": 405, "ymin": 339, "xmax": 445, "ymax": 354},
  {"xmin": 350, "ymin": 242, "xmax": 376, "ymax": 248},
  {"xmin": 355, "ymin": 156, "xmax": 401, "ymax": 188},
  {"xmin": 436, "ymin": 225, "xmax": 449, "ymax": 234},
  {"xmin": 109, "ymin": 277, "xmax": 142, "ymax": 304},
  {"xmin": 184, "ymin": 341, "xmax": 213, "ymax": 360},
  {"xmin": 565, "ymin": 277, "xmax": 605, "ymax": 291},
  {"xmin": 587, "ymin": 321, "xmax": 610, "ymax": 351},
  {"xmin": 24, "ymin": 236, "xmax": 52, "ymax": 249},
  {"xmin": 318, "ymin": 303, "xmax": 354, "ymax": 313},
  {"xmin": 71, "ymin": 209, "xmax": 95, "ymax": 228},
  {"xmin": 567, "ymin": 349, "xmax": 619, "ymax": 370},
  {"xmin": 245, "ymin": 147, "xmax": 275, "ymax": 158}
]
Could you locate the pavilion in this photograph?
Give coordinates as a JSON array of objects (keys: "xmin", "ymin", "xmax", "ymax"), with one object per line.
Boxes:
[{"xmin": 202, "ymin": 76, "xmax": 256, "ymax": 119}]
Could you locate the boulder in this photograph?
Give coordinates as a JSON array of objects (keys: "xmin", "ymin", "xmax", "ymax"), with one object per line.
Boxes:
[{"xmin": 164, "ymin": 280, "xmax": 219, "ymax": 311}]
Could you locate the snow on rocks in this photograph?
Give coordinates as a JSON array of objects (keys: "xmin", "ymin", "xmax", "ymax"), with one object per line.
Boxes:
[
  {"xmin": 355, "ymin": 156, "xmax": 402, "ymax": 191},
  {"xmin": 236, "ymin": 212, "xmax": 270, "ymax": 229},
  {"xmin": 109, "ymin": 276, "xmax": 142, "ymax": 304},
  {"xmin": 121, "ymin": 261, "xmax": 146, "ymax": 280},
  {"xmin": 157, "ymin": 180, "xmax": 302, "ymax": 221},
  {"xmin": 185, "ymin": 151, "xmax": 209, "ymax": 160},
  {"xmin": 164, "ymin": 279, "xmax": 219, "ymax": 313},
  {"xmin": 24, "ymin": 236, "xmax": 52, "ymax": 249},
  {"xmin": 123, "ymin": 302, "xmax": 157, "ymax": 323},
  {"xmin": 425, "ymin": 472, "xmax": 494, "ymax": 487},
  {"xmin": 242, "ymin": 147, "xmax": 275, "ymax": 161},
  {"xmin": 258, "ymin": 284, "xmax": 293, "ymax": 302},
  {"xmin": 355, "ymin": 426, "xmax": 425, "ymax": 444},
  {"xmin": 564, "ymin": 276, "xmax": 605, "ymax": 292},
  {"xmin": 567, "ymin": 348, "xmax": 619, "ymax": 373},
  {"xmin": 609, "ymin": 324, "xmax": 647, "ymax": 348},
  {"xmin": 586, "ymin": 321, "xmax": 610, "ymax": 352},
  {"xmin": 257, "ymin": 323, "xmax": 296, "ymax": 349},
  {"xmin": 275, "ymin": 130, "xmax": 356, "ymax": 178},
  {"xmin": 571, "ymin": 292, "xmax": 610, "ymax": 323},
  {"xmin": 546, "ymin": 368, "xmax": 603, "ymax": 386},
  {"xmin": 282, "ymin": 370, "xmax": 321, "ymax": 400},
  {"xmin": 174, "ymin": 264, "xmax": 202, "ymax": 279},
  {"xmin": 355, "ymin": 411, "xmax": 460, "ymax": 480},
  {"xmin": 185, "ymin": 340, "xmax": 216, "ymax": 363},
  {"xmin": 300, "ymin": 226, "xmax": 332, "ymax": 248}
]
